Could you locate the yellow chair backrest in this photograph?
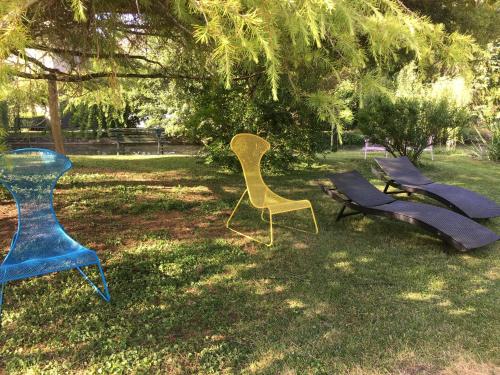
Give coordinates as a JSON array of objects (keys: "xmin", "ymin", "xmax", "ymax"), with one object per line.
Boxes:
[{"xmin": 230, "ymin": 133, "xmax": 271, "ymax": 208}]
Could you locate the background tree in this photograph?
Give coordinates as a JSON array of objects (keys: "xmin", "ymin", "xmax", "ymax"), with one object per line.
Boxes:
[
  {"xmin": 0, "ymin": 101, "xmax": 8, "ymax": 129},
  {"xmin": 0, "ymin": 0, "xmax": 478, "ymax": 165},
  {"xmin": 402, "ymin": 0, "xmax": 499, "ymax": 46},
  {"xmin": 358, "ymin": 63, "xmax": 472, "ymax": 163},
  {"xmin": 469, "ymin": 41, "xmax": 500, "ymax": 161}
]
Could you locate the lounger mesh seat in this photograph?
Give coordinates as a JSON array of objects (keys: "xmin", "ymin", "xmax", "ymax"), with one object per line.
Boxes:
[
  {"xmin": 323, "ymin": 171, "xmax": 499, "ymax": 251},
  {"xmin": 375, "ymin": 157, "xmax": 500, "ymax": 219}
]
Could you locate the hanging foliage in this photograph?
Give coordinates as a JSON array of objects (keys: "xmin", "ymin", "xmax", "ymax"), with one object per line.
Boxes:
[
  {"xmin": 0, "ymin": 0, "xmax": 480, "ymax": 166},
  {"xmin": 63, "ymin": 101, "xmax": 140, "ymax": 139},
  {"xmin": 0, "ymin": 1, "xmax": 476, "ymax": 93}
]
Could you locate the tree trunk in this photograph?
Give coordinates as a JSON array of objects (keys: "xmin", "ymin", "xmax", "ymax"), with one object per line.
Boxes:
[
  {"xmin": 330, "ymin": 123, "xmax": 339, "ymax": 152},
  {"xmin": 47, "ymin": 79, "xmax": 65, "ymax": 154}
]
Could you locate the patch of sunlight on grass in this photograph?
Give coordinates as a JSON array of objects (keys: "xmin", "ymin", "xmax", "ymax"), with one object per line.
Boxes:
[
  {"xmin": 355, "ymin": 256, "xmax": 374, "ymax": 263},
  {"xmin": 72, "ymin": 154, "xmax": 193, "ymax": 160},
  {"xmin": 460, "ymin": 255, "xmax": 483, "ymax": 266},
  {"xmin": 472, "ymin": 288, "xmax": 487, "ymax": 295},
  {"xmin": 448, "ymin": 307, "xmax": 476, "ymax": 316},
  {"xmin": 304, "ymin": 302, "xmax": 332, "ymax": 318},
  {"xmin": 328, "ymin": 251, "xmax": 349, "ymax": 260},
  {"xmin": 171, "ymin": 185, "xmax": 211, "ymax": 194},
  {"xmin": 253, "ymin": 279, "xmax": 273, "ymax": 295},
  {"xmin": 485, "ymin": 267, "xmax": 499, "ymax": 280},
  {"xmin": 274, "ymin": 285, "xmax": 286, "ymax": 293},
  {"xmin": 402, "ymin": 292, "xmax": 437, "ymax": 301},
  {"xmin": 332, "ymin": 261, "xmax": 354, "ymax": 272},
  {"xmin": 223, "ymin": 186, "xmax": 243, "ymax": 194},
  {"xmin": 437, "ymin": 299, "xmax": 452, "ymax": 308},
  {"xmin": 246, "ymin": 350, "xmax": 285, "ymax": 373},
  {"xmin": 321, "ymin": 329, "xmax": 342, "ymax": 343},
  {"xmin": 440, "ymin": 356, "xmax": 500, "ymax": 374},
  {"xmin": 185, "ymin": 286, "xmax": 202, "ymax": 296},
  {"xmin": 291, "ymin": 241, "xmax": 308, "ymax": 250},
  {"xmin": 286, "ymin": 299, "xmax": 306, "ymax": 309},
  {"xmin": 427, "ymin": 278, "xmax": 446, "ymax": 292}
]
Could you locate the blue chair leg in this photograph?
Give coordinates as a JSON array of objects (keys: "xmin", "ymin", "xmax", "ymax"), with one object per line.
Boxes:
[
  {"xmin": 76, "ymin": 263, "xmax": 110, "ymax": 302},
  {"xmin": 0, "ymin": 282, "xmax": 6, "ymax": 323}
]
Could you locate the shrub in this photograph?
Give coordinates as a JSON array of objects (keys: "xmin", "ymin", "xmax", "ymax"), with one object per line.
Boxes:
[
  {"xmin": 357, "ymin": 94, "xmax": 470, "ymax": 163},
  {"xmin": 469, "ymin": 41, "xmax": 499, "ymax": 162},
  {"xmin": 471, "ymin": 123, "xmax": 500, "ymax": 162},
  {"xmin": 341, "ymin": 130, "xmax": 366, "ymax": 146},
  {"xmin": 179, "ymin": 82, "xmax": 330, "ymax": 171},
  {"xmin": 0, "ymin": 126, "xmax": 6, "ymax": 152}
]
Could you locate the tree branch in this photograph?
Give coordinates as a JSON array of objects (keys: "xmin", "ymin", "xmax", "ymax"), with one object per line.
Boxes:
[
  {"xmin": 12, "ymin": 68, "xmax": 264, "ymax": 82},
  {"xmin": 27, "ymin": 44, "xmax": 166, "ymax": 69},
  {"xmin": 12, "ymin": 70, "xmax": 206, "ymax": 82},
  {"xmin": 12, "ymin": 51, "xmax": 68, "ymax": 75}
]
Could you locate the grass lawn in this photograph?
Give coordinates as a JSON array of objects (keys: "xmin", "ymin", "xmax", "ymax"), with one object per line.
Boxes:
[{"xmin": 0, "ymin": 150, "xmax": 498, "ymax": 374}]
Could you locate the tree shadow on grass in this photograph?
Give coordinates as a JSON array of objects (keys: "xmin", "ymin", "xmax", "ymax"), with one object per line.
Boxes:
[
  {"xmin": 1, "ymin": 154, "xmax": 499, "ymax": 373},
  {"xmin": 0, "ymin": 239, "xmax": 256, "ymax": 372},
  {"xmin": 0, "ymin": 222, "xmax": 498, "ymax": 373}
]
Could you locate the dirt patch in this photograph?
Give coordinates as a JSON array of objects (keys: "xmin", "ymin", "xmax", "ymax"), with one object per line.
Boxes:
[
  {"xmin": 394, "ymin": 357, "xmax": 500, "ymax": 375},
  {"xmin": 0, "ymin": 167, "xmax": 253, "ymax": 256},
  {"xmin": 58, "ymin": 206, "xmax": 235, "ymax": 254},
  {"xmin": 439, "ymin": 359, "xmax": 500, "ymax": 375},
  {"xmin": 0, "ymin": 201, "xmax": 17, "ymax": 252}
]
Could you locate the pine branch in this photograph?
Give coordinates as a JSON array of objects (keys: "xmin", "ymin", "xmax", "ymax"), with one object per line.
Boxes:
[
  {"xmin": 11, "ymin": 67, "xmax": 264, "ymax": 83},
  {"xmin": 27, "ymin": 44, "xmax": 166, "ymax": 69},
  {"xmin": 12, "ymin": 71, "xmax": 205, "ymax": 82},
  {"xmin": 11, "ymin": 50, "xmax": 69, "ymax": 76}
]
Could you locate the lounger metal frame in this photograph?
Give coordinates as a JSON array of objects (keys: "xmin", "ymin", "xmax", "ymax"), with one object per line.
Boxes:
[
  {"xmin": 320, "ymin": 184, "xmax": 470, "ymax": 252},
  {"xmin": 372, "ymin": 167, "xmax": 471, "ymax": 217}
]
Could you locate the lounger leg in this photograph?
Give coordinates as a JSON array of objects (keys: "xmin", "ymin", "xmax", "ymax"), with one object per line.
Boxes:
[
  {"xmin": 336, "ymin": 205, "xmax": 346, "ymax": 221},
  {"xmin": 227, "ymin": 190, "xmax": 273, "ymax": 246},
  {"xmin": 77, "ymin": 264, "xmax": 110, "ymax": 302},
  {"xmin": 383, "ymin": 182, "xmax": 407, "ymax": 196},
  {"xmin": 336, "ymin": 205, "xmax": 364, "ymax": 221}
]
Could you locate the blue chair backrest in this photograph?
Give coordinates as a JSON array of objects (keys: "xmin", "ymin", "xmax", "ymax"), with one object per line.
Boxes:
[{"xmin": 0, "ymin": 148, "xmax": 81, "ymax": 266}]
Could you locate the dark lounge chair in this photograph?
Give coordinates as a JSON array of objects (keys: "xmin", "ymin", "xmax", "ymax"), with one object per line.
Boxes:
[
  {"xmin": 321, "ymin": 171, "xmax": 499, "ymax": 252},
  {"xmin": 374, "ymin": 156, "xmax": 500, "ymax": 219}
]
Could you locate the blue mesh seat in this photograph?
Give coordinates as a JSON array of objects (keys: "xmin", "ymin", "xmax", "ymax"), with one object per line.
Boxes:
[{"xmin": 0, "ymin": 148, "xmax": 110, "ymax": 319}]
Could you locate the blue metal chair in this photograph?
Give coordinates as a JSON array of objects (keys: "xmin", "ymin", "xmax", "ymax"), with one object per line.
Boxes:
[{"xmin": 0, "ymin": 148, "xmax": 110, "ymax": 320}]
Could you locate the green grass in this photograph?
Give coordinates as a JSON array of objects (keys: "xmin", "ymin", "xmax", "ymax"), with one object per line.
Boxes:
[{"xmin": 0, "ymin": 150, "xmax": 498, "ymax": 374}]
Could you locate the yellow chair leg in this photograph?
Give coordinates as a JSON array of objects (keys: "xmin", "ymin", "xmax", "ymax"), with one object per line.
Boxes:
[
  {"xmin": 261, "ymin": 204, "xmax": 319, "ymax": 235},
  {"xmin": 226, "ymin": 189, "xmax": 248, "ymax": 229},
  {"xmin": 227, "ymin": 190, "xmax": 273, "ymax": 246},
  {"xmin": 268, "ymin": 211, "xmax": 274, "ymax": 247},
  {"xmin": 310, "ymin": 205, "xmax": 319, "ymax": 234}
]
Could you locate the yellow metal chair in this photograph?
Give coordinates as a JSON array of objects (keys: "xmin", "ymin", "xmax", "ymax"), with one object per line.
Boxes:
[{"xmin": 226, "ymin": 133, "xmax": 319, "ymax": 246}]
